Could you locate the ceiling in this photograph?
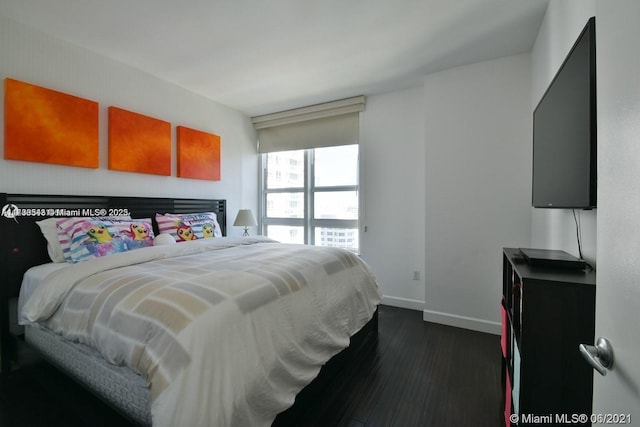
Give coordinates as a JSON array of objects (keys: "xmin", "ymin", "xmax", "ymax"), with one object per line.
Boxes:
[{"xmin": 0, "ymin": 0, "xmax": 549, "ymax": 116}]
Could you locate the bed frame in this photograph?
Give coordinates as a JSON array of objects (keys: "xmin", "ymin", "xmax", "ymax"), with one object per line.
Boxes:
[
  {"xmin": 0, "ymin": 192, "xmax": 378, "ymax": 425},
  {"xmin": 0, "ymin": 193, "xmax": 226, "ymax": 380}
]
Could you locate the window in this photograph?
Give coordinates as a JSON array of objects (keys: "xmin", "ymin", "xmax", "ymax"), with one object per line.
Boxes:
[{"xmin": 261, "ymin": 144, "xmax": 359, "ymax": 252}]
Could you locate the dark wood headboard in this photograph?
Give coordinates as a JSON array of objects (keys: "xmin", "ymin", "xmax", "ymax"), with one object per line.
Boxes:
[{"xmin": 0, "ymin": 193, "xmax": 226, "ymax": 298}]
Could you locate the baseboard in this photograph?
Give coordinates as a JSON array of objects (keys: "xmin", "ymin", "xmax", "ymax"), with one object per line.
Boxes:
[
  {"xmin": 380, "ymin": 295, "xmax": 424, "ymax": 311},
  {"xmin": 423, "ymin": 309, "xmax": 501, "ymax": 335}
]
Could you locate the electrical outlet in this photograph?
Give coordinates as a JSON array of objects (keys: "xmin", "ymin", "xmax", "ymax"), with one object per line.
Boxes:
[{"xmin": 413, "ymin": 270, "xmax": 420, "ymax": 281}]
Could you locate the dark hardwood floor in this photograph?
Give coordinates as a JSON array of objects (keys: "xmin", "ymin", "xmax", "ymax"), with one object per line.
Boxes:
[{"xmin": 0, "ymin": 305, "xmax": 502, "ymax": 427}]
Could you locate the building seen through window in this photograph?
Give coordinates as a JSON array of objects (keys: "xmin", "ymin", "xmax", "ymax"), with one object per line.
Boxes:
[{"xmin": 261, "ymin": 144, "xmax": 359, "ymax": 252}]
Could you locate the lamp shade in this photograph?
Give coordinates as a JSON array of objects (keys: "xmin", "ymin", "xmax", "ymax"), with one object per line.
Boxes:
[
  {"xmin": 233, "ymin": 209, "xmax": 257, "ymax": 227},
  {"xmin": 233, "ymin": 209, "xmax": 258, "ymax": 236}
]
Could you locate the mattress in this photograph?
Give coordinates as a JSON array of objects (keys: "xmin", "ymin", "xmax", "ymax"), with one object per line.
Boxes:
[{"xmin": 25, "ymin": 323, "xmax": 151, "ymax": 426}]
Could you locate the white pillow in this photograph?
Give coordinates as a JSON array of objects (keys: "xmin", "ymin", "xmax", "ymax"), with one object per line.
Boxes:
[
  {"xmin": 36, "ymin": 218, "xmax": 65, "ymax": 263},
  {"xmin": 154, "ymin": 233, "xmax": 176, "ymax": 246}
]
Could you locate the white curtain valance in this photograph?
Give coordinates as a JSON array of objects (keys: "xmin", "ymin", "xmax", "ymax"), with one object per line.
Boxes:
[{"xmin": 252, "ymin": 96, "xmax": 365, "ymax": 153}]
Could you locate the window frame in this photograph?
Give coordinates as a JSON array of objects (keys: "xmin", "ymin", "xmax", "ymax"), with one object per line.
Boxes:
[{"xmin": 259, "ymin": 146, "xmax": 359, "ymax": 250}]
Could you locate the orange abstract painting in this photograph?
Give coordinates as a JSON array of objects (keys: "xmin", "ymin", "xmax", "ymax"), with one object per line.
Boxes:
[
  {"xmin": 108, "ymin": 106, "xmax": 171, "ymax": 176},
  {"xmin": 177, "ymin": 126, "xmax": 221, "ymax": 181},
  {"xmin": 4, "ymin": 78, "xmax": 99, "ymax": 168}
]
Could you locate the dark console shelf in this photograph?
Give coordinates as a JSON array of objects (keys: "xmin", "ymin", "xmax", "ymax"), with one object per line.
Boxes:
[{"xmin": 501, "ymin": 248, "xmax": 596, "ymax": 427}]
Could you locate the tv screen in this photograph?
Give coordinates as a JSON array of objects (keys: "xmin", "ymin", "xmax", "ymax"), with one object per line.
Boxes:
[{"xmin": 532, "ymin": 17, "xmax": 597, "ymax": 209}]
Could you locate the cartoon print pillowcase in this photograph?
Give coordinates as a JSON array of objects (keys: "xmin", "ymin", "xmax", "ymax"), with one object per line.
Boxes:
[
  {"xmin": 56, "ymin": 216, "xmax": 131, "ymax": 262},
  {"xmin": 62, "ymin": 218, "xmax": 154, "ymax": 263},
  {"xmin": 155, "ymin": 212, "xmax": 222, "ymax": 242}
]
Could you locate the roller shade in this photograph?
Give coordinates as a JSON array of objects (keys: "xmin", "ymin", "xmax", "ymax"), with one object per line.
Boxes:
[{"xmin": 252, "ymin": 96, "xmax": 365, "ymax": 153}]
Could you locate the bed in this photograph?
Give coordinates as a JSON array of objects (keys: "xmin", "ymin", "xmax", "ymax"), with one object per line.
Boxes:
[{"xmin": 0, "ymin": 193, "xmax": 380, "ymax": 427}]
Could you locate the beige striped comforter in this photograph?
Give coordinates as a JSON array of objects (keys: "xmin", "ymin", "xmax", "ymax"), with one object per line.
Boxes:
[{"xmin": 20, "ymin": 237, "xmax": 381, "ymax": 427}]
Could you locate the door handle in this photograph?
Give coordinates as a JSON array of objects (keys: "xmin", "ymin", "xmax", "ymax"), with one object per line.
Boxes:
[{"xmin": 579, "ymin": 337, "xmax": 614, "ymax": 376}]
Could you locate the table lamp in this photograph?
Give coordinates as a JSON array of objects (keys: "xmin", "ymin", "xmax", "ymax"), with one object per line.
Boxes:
[{"xmin": 233, "ymin": 209, "xmax": 257, "ymax": 236}]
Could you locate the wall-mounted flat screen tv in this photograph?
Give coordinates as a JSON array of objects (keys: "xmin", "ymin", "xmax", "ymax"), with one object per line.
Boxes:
[{"xmin": 532, "ymin": 17, "xmax": 596, "ymax": 209}]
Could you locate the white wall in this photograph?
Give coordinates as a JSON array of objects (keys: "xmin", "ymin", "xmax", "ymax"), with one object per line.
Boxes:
[
  {"xmin": 530, "ymin": 0, "xmax": 597, "ymax": 263},
  {"xmin": 0, "ymin": 16, "xmax": 258, "ymax": 235},
  {"xmin": 423, "ymin": 53, "xmax": 533, "ymax": 334},
  {"xmin": 587, "ymin": 0, "xmax": 640, "ymax": 418},
  {"xmin": 360, "ymin": 87, "xmax": 426, "ymax": 310}
]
